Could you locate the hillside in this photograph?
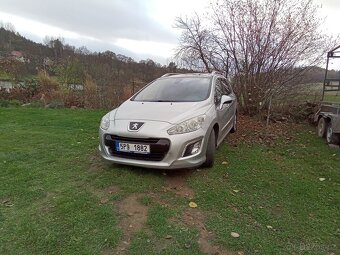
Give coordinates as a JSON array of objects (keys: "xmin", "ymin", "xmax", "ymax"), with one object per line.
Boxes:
[
  {"xmin": 0, "ymin": 26, "xmax": 180, "ymax": 82},
  {"xmin": 1, "ymin": 27, "xmax": 338, "ymax": 84},
  {"xmin": 0, "ymin": 26, "xmax": 183, "ymax": 107},
  {"xmin": 0, "ymin": 27, "xmax": 52, "ymax": 56}
]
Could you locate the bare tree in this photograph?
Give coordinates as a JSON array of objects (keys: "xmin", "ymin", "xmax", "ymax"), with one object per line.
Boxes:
[
  {"xmin": 176, "ymin": 0, "xmax": 338, "ymax": 115},
  {"xmin": 0, "ymin": 21, "xmax": 16, "ymax": 32},
  {"xmin": 43, "ymin": 36, "xmax": 65, "ymax": 60},
  {"xmin": 0, "ymin": 22, "xmax": 16, "ymax": 50},
  {"xmin": 175, "ymin": 14, "xmax": 216, "ymax": 72}
]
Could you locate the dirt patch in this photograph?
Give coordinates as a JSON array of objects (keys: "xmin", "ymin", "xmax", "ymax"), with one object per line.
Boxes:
[
  {"xmin": 113, "ymin": 194, "xmax": 149, "ymax": 254},
  {"xmin": 106, "ymin": 185, "xmax": 121, "ymax": 194},
  {"xmin": 183, "ymin": 209, "xmax": 234, "ymax": 255},
  {"xmin": 88, "ymin": 150, "xmax": 111, "ymax": 172},
  {"xmin": 163, "ymin": 169, "xmax": 195, "ymax": 199},
  {"xmin": 98, "ymin": 185, "xmax": 121, "ymax": 204},
  {"xmin": 85, "ymin": 184, "xmax": 121, "ymax": 206},
  {"xmin": 147, "ymin": 192, "xmax": 169, "ymax": 207},
  {"xmin": 226, "ymin": 114, "xmax": 298, "ymax": 146},
  {"xmin": 270, "ymin": 205, "xmax": 284, "ymax": 217},
  {"xmin": 35, "ymin": 191, "xmax": 57, "ymax": 213}
]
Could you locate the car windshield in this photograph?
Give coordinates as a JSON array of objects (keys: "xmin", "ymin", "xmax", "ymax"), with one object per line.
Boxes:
[{"xmin": 132, "ymin": 77, "xmax": 212, "ymax": 102}]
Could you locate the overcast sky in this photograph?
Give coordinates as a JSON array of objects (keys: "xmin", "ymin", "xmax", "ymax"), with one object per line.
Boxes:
[{"xmin": 0, "ymin": 0, "xmax": 339, "ymax": 64}]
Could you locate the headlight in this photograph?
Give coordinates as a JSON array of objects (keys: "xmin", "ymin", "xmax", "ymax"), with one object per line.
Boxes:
[
  {"xmin": 167, "ymin": 115, "xmax": 206, "ymax": 135},
  {"xmin": 100, "ymin": 113, "xmax": 110, "ymax": 130}
]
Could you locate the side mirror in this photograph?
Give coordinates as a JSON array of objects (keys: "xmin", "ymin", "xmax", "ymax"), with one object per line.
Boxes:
[{"xmin": 220, "ymin": 95, "xmax": 233, "ymax": 109}]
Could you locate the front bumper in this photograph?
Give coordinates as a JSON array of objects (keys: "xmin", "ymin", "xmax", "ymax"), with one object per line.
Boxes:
[{"xmin": 98, "ymin": 120, "xmax": 208, "ymax": 169}]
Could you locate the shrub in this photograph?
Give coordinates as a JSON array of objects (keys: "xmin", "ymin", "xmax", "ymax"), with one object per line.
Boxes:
[
  {"xmin": 35, "ymin": 70, "xmax": 67, "ymax": 106},
  {"xmin": 0, "ymin": 99, "xmax": 21, "ymax": 107},
  {"xmin": 8, "ymin": 99, "xmax": 21, "ymax": 107},
  {"xmin": 0, "ymin": 99, "xmax": 9, "ymax": 107},
  {"xmin": 45, "ymin": 100, "xmax": 64, "ymax": 109},
  {"xmin": 25, "ymin": 100, "xmax": 44, "ymax": 108},
  {"xmin": 64, "ymin": 91, "xmax": 84, "ymax": 108},
  {"xmin": 84, "ymin": 75, "xmax": 99, "ymax": 108},
  {"xmin": 37, "ymin": 70, "xmax": 60, "ymax": 93}
]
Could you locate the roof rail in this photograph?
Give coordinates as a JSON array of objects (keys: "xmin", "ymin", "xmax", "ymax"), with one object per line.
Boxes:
[
  {"xmin": 161, "ymin": 73, "xmax": 181, "ymax": 77},
  {"xmin": 211, "ymin": 70, "xmax": 225, "ymax": 76}
]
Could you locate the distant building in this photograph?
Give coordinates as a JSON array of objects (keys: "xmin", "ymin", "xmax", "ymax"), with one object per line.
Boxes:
[
  {"xmin": 68, "ymin": 84, "xmax": 84, "ymax": 91},
  {"xmin": 10, "ymin": 51, "xmax": 29, "ymax": 63},
  {"xmin": 0, "ymin": 80, "xmax": 14, "ymax": 92}
]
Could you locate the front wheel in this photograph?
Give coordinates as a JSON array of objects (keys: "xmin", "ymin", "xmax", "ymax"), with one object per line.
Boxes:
[
  {"xmin": 202, "ymin": 130, "xmax": 216, "ymax": 168},
  {"xmin": 326, "ymin": 121, "xmax": 340, "ymax": 145}
]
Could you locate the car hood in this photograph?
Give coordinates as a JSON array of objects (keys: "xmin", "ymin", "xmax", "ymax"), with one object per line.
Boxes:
[{"xmin": 113, "ymin": 100, "xmax": 211, "ymax": 124}]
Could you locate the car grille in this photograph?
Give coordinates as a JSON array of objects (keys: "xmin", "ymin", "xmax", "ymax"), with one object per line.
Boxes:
[{"xmin": 104, "ymin": 135, "xmax": 170, "ymax": 161}]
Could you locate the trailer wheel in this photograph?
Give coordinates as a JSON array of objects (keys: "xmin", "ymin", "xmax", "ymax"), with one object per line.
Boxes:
[
  {"xmin": 326, "ymin": 121, "xmax": 340, "ymax": 145},
  {"xmin": 317, "ymin": 117, "xmax": 327, "ymax": 138}
]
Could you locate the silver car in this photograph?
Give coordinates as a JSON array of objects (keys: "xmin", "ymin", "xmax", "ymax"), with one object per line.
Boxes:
[{"xmin": 98, "ymin": 72, "xmax": 237, "ymax": 169}]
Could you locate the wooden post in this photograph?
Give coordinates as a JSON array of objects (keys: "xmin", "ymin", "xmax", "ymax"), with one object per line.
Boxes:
[
  {"xmin": 322, "ymin": 53, "xmax": 330, "ymax": 101},
  {"xmin": 266, "ymin": 94, "xmax": 272, "ymax": 128}
]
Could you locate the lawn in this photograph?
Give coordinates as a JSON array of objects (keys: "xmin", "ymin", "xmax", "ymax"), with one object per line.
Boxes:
[
  {"xmin": 0, "ymin": 108, "xmax": 339, "ymax": 255},
  {"xmin": 323, "ymin": 95, "xmax": 340, "ymax": 103}
]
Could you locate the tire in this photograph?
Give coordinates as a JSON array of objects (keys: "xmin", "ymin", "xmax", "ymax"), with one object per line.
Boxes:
[
  {"xmin": 202, "ymin": 130, "xmax": 216, "ymax": 168},
  {"xmin": 326, "ymin": 121, "xmax": 340, "ymax": 145},
  {"xmin": 317, "ymin": 117, "xmax": 327, "ymax": 138},
  {"xmin": 230, "ymin": 114, "xmax": 237, "ymax": 133}
]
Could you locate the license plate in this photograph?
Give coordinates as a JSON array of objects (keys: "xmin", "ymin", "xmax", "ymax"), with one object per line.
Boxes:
[{"xmin": 116, "ymin": 142, "xmax": 150, "ymax": 154}]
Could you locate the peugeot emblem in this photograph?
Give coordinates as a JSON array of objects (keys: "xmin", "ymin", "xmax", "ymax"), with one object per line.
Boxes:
[{"xmin": 128, "ymin": 122, "xmax": 144, "ymax": 132}]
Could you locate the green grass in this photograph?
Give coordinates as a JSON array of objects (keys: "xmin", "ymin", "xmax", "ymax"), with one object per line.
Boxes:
[
  {"xmin": 0, "ymin": 70, "xmax": 13, "ymax": 80},
  {"xmin": 323, "ymin": 95, "xmax": 340, "ymax": 103},
  {"xmin": 128, "ymin": 204, "xmax": 202, "ymax": 255},
  {"xmin": 189, "ymin": 134, "xmax": 339, "ymax": 254},
  {"xmin": 0, "ymin": 108, "xmax": 339, "ymax": 254}
]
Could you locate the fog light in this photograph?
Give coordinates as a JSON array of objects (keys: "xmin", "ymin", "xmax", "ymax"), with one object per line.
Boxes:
[
  {"xmin": 191, "ymin": 141, "xmax": 201, "ymax": 155},
  {"xmin": 183, "ymin": 140, "xmax": 202, "ymax": 157}
]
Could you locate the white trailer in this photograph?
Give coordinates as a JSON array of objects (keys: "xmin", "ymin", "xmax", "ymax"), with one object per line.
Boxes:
[{"xmin": 315, "ymin": 45, "xmax": 340, "ymax": 145}]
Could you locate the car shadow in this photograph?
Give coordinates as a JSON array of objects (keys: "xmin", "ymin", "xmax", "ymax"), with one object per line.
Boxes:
[{"xmin": 110, "ymin": 162, "xmax": 197, "ymax": 179}]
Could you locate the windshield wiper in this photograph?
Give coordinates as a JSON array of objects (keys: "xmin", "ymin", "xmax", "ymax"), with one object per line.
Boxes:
[{"xmin": 150, "ymin": 100, "xmax": 173, "ymax": 102}]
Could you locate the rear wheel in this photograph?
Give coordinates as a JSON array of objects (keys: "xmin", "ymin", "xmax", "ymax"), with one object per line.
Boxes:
[
  {"xmin": 326, "ymin": 121, "xmax": 340, "ymax": 145},
  {"xmin": 317, "ymin": 117, "xmax": 327, "ymax": 138},
  {"xmin": 202, "ymin": 130, "xmax": 216, "ymax": 168}
]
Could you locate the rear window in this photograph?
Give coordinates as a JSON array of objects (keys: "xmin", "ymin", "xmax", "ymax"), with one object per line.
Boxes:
[{"xmin": 132, "ymin": 77, "xmax": 212, "ymax": 102}]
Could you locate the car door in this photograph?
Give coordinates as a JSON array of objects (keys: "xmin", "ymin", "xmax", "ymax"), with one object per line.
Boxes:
[
  {"xmin": 214, "ymin": 78, "xmax": 229, "ymax": 138},
  {"xmin": 220, "ymin": 78, "xmax": 237, "ymax": 127},
  {"xmin": 215, "ymin": 78, "xmax": 236, "ymax": 138}
]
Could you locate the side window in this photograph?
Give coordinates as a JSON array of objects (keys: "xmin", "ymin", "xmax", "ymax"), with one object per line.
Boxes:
[
  {"xmin": 220, "ymin": 79, "xmax": 232, "ymax": 95},
  {"xmin": 214, "ymin": 79, "xmax": 223, "ymax": 105}
]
